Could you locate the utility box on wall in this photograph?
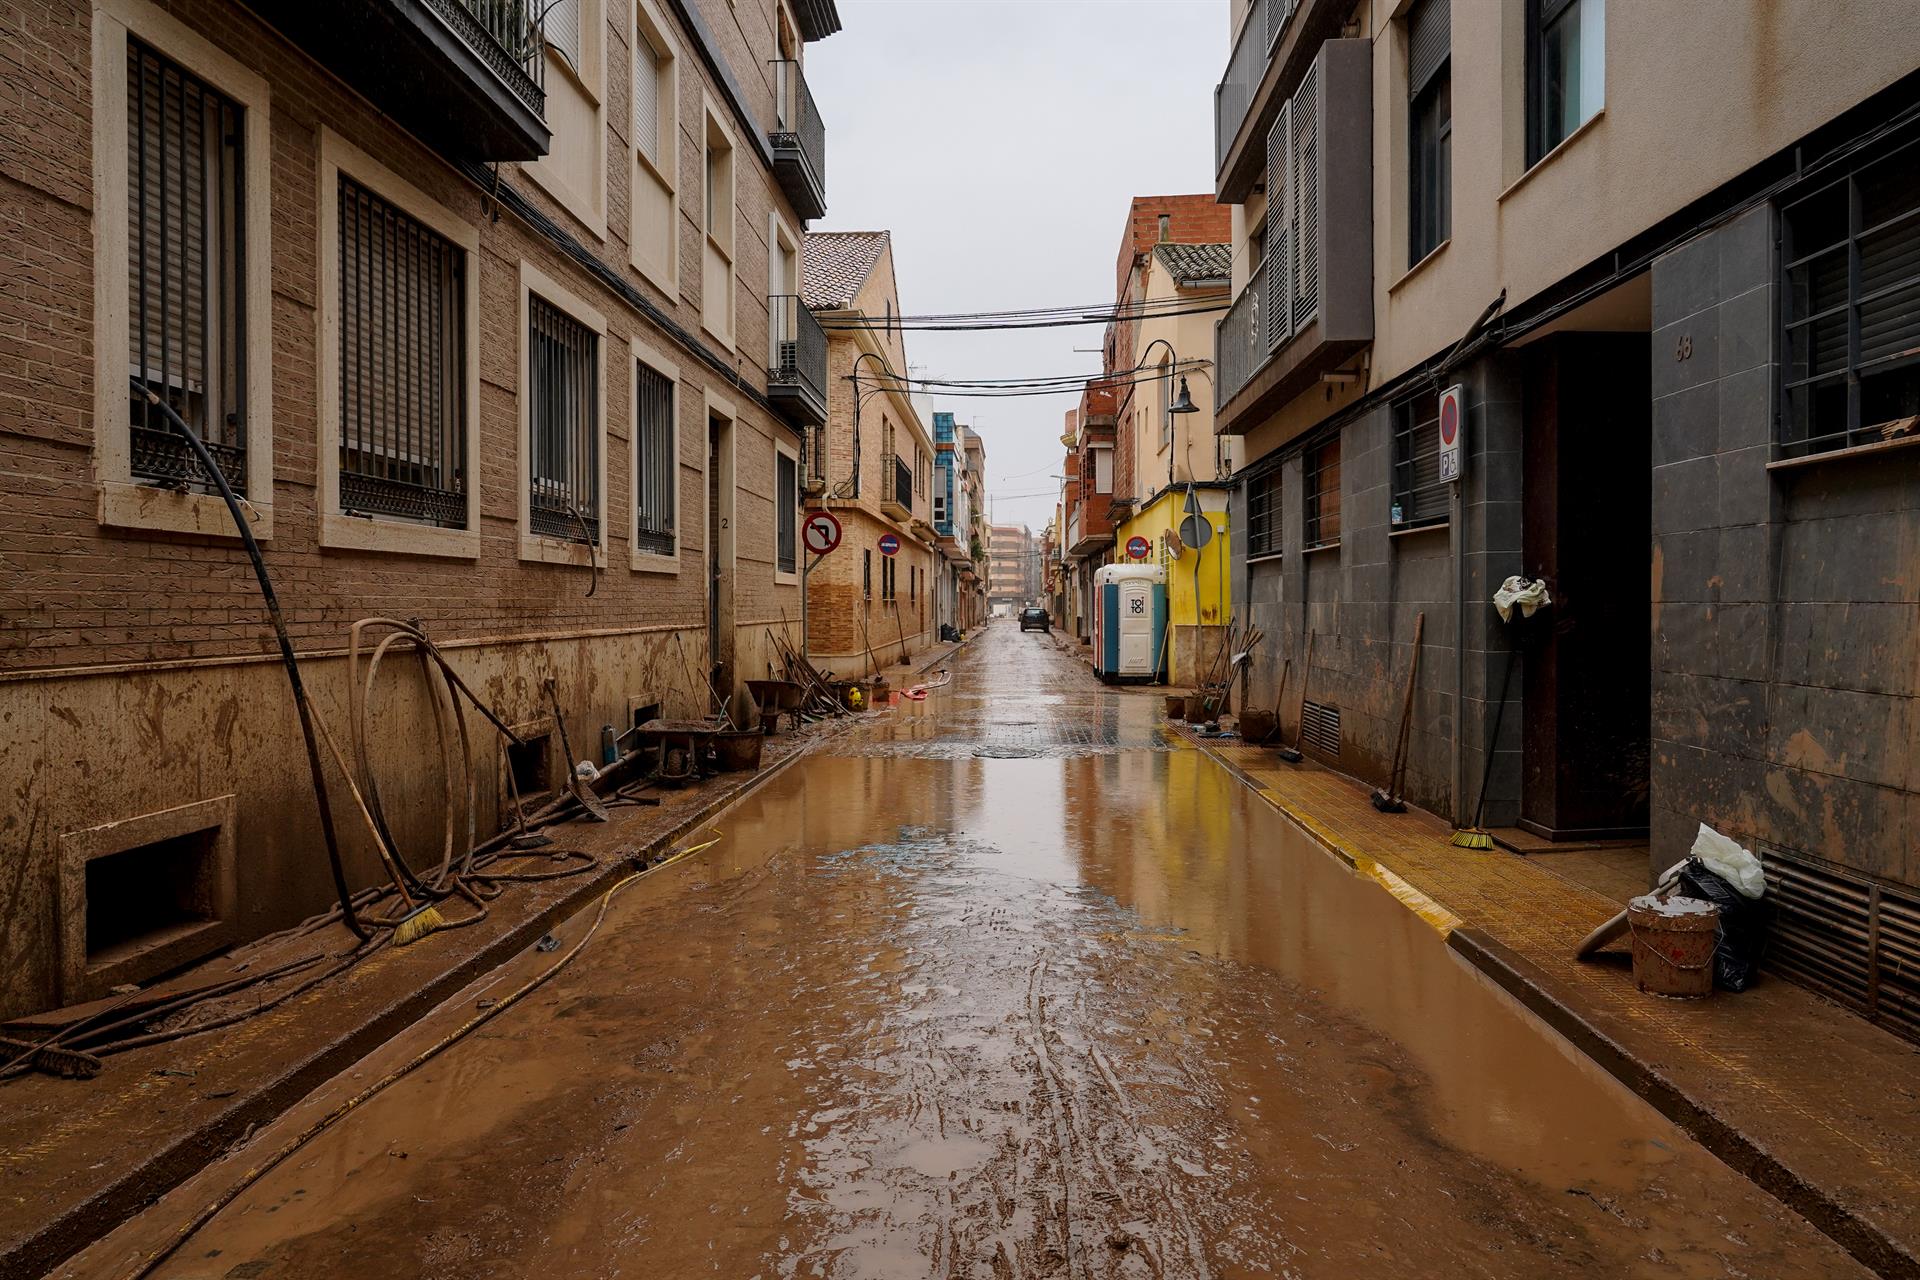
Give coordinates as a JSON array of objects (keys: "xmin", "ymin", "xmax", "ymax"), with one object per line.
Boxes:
[{"xmin": 1093, "ymin": 564, "xmax": 1167, "ymax": 683}]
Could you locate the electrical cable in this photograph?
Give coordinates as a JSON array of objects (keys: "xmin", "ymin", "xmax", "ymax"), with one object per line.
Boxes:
[
  {"xmin": 117, "ymin": 831, "xmax": 725, "ymax": 1280},
  {"xmin": 820, "ymin": 298, "xmax": 1229, "ymax": 332}
]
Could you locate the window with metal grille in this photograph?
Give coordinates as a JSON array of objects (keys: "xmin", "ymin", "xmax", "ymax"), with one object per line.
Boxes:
[
  {"xmin": 1246, "ymin": 468, "xmax": 1282, "ymax": 558},
  {"xmin": 1304, "ymin": 436, "xmax": 1342, "ymax": 548},
  {"xmin": 1407, "ymin": 0, "xmax": 1451, "ymax": 264},
  {"xmin": 528, "ymin": 294, "xmax": 599, "ymax": 543},
  {"xmin": 126, "ymin": 38, "xmax": 247, "ymax": 494},
  {"xmin": 776, "ymin": 449, "xmax": 797, "ymax": 574},
  {"xmin": 1392, "ymin": 389, "xmax": 1448, "ymax": 529},
  {"xmin": 1780, "ymin": 136, "xmax": 1920, "ymax": 458},
  {"xmin": 1527, "ymin": 0, "xmax": 1604, "ymax": 165},
  {"xmin": 634, "ymin": 358, "xmax": 674, "ymax": 553},
  {"xmin": 335, "ymin": 175, "xmax": 467, "ymax": 528}
]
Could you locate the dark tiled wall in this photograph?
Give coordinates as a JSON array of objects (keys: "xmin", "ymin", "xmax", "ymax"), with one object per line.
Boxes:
[
  {"xmin": 1649, "ymin": 205, "xmax": 1920, "ymax": 888},
  {"xmin": 1232, "ymin": 358, "xmax": 1527, "ymax": 824}
]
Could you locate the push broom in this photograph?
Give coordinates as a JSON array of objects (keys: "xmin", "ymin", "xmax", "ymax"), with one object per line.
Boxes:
[
  {"xmin": 1450, "ymin": 639, "xmax": 1518, "ymax": 849},
  {"xmin": 1371, "ymin": 613, "xmax": 1423, "ymax": 813}
]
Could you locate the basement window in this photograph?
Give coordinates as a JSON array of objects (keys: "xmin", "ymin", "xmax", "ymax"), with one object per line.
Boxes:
[
  {"xmin": 85, "ymin": 829, "xmax": 220, "ymax": 967},
  {"xmin": 506, "ymin": 731, "xmax": 556, "ymax": 803}
]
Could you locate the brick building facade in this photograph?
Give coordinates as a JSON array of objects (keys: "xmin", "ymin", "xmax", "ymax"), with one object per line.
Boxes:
[
  {"xmin": 0, "ymin": 0, "xmax": 839, "ymax": 1017},
  {"xmin": 799, "ymin": 230, "xmax": 940, "ymax": 674}
]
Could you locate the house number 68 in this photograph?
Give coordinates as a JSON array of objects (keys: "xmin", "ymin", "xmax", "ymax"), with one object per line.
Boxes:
[{"xmin": 1675, "ymin": 335, "xmax": 1693, "ymax": 361}]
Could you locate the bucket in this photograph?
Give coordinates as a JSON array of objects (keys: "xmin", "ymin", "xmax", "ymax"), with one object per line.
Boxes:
[
  {"xmin": 1239, "ymin": 709, "xmax": 1276, "ymax": 742},
  {"xmin": 1183, "ymin": 694, "xmax": 1208, "ymax": 722},
  {"xmin": 1164, "ymin": 694, "xmax": 1186, "ymax": 720},
  {"xmin": 1627, "ymin": 895, "xmax": 1720, "ymax": 997}
]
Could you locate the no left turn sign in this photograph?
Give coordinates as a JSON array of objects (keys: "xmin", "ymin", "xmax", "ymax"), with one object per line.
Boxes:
[{"xmin": 803, "ymin": 510, "xmax": 842, "ymax": 556}]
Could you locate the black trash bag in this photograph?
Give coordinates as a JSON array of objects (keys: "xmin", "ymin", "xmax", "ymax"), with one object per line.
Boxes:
[{"xmin": 1675, "ymin": 857, "xmax": 1772, "ymax": 992}]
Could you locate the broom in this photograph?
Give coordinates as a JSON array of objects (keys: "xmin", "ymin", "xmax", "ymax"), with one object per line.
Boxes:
[
  {"xmin": 1372, "ymin": 613, "xmax": 1424, "ymax": 813},
  {"xmin": 1451, "ymin": 642, "xmax": 1518, "ymax": 849},
  {"xmin": 1275, "ymin": 631, "xmax": 1313, "ymax": 763}
]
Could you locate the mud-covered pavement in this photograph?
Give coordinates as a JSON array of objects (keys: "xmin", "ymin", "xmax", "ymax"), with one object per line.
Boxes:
[{"xmin": 84, "ymin": 622, "xmax": 1864, "ymax": 1278}]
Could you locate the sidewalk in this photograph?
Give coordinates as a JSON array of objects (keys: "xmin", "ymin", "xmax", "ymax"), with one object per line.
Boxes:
[
  {"xmin": 0, "ymin": 713, "xmax": 855, "ymax": 1280},
  {"xmin": 1177, "ymin": 727, "xmax": 1920, "ymax": 1279}
]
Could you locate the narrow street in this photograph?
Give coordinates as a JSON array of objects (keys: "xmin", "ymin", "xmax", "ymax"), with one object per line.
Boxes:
[{"xmin": 79, "ymin": 623, "xmax": 1861, "ymax": 1279}]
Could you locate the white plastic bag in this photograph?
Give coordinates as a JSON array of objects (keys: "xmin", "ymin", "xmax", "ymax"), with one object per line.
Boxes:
[
  {"xmin": 1493, "ymin": 576, "xmax": 1551, "ymax": 622},
  {"xmin": 1689, "ymin": 823, "xmax": 1766, "ymax": 899}
]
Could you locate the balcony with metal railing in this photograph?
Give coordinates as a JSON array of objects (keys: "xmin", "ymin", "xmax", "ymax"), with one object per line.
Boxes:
[
  {"xmin": 240, "ymin": 0, "xmax": 548, "ymax": 160},
  {"xmin": 771, "ymin": 60, "xmax": 827, "ymax": 220},
  {"xmin": 1214, "ymin": 41, "xmax": 1376, "ymax": 438},
  {"xmin": 881, "ymin": 452, "xmax": 913, "ymax": 520},
  {"xmin": 768, "ymin": 295, "xmax": 828, "ymax": 427}
]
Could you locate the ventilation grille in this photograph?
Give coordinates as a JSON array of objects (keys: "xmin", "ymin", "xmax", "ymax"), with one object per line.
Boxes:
[
  {"xmin": 1300, "ymin": 699, "xmax": 1341, "ymax": 758},
  {"xmin": 1762, "ymin": 845, "xmax": 1920, "ymax": 1045}
]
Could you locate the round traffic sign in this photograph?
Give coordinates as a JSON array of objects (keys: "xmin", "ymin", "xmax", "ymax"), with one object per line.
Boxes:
[
  {"xmin": 1439, "ymin": 393, "xmax": 1459, "ymax": 446},
  {"xmin": 878, "ymin": 532, "xmax": 900, "ymax": 557},
  {"xmin": 802, "ymin": 510, "xmax": 842, "ymax": 556},
  {"xmin": 1125, "ymin": 535, "xmax": 1150, "ymax": 560}
]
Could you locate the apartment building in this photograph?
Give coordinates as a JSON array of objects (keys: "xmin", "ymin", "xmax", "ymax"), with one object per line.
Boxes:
[
  {"xmin": 799, "ymin": 230, "xmax": 940, "ymax": 675},
  {"xmin": 0, "ymin": 0, "xmax": 839, "ymax": 1018},
  {"xmin": 960, "ymin": 426, "xmax": 989, "ymax": 627},
  {"xmin": 988, "ymin": 522, "xmax": 1035, "ymax": 610},
  {"xmin": 931, "ymin": 411, "xmax": 987, "ymax": 635},
  {"xmin": 1212, "ymin": 0, "xmax": 1920, "ymax": 1037}
]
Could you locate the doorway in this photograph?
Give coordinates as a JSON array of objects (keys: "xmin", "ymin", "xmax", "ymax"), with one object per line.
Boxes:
[{"xmin": 1520, "ymin": 331, "xmax": 1652, "ymax": 839}]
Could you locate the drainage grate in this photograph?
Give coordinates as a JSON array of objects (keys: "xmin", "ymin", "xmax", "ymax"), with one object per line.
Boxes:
[
  {"xmin": 1300, "ymin": 700, "xmax": 1341, "ymax": 758},
  {"xmin": 1761, "ymin": 844, "xmax": 1920, "ymax": 1045}
]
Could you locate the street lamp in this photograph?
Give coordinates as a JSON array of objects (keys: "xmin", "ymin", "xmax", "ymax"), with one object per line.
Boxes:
[{"xmin": 1137, "ymin": 337, "xmax": 1202, "ymax": 496}]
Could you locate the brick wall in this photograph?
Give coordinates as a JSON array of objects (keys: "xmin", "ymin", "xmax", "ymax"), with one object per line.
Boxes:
[{"xmin": 0, "ymin": 0, "xmax": 816, "ymax": 1017}]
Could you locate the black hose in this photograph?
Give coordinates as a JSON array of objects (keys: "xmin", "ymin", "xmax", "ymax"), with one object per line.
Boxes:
[{"xmin": 130, "ymin": 382, "xmax": 368, "ymax": 940}]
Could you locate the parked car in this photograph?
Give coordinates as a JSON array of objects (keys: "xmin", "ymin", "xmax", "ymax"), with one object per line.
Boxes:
[{"xmin": 1019, "ymin": 607, "xmax": 1050, "ymax": 632}]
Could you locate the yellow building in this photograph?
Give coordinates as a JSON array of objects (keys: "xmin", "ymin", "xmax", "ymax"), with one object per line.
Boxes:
[{"xmin": 1115, "ymin": 487, "xmax": 1232, "ymax": 686}]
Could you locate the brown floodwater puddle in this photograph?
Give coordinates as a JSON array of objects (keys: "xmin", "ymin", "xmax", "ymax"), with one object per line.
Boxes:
[{"xmin": 98, "ymin": 635, "xmax": 1861, "ymax": 1279}]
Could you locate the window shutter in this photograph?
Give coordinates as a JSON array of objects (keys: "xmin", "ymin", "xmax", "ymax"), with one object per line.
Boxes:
[
  {"xmin": 1292, "ymin": 61, "xmax": 1320, "ymax": 332},
  {"xmin": 546, "ymin": 0, "xmax": 584, "ymax": 74},
  {"xmin": 633, "ymin": 34, "xmax": 662, "ymax": 165},
  {"xmin": 1408, "ymin": 0, "xmax": 1450, "ymax": 98},
  {"xmin": 1264, "ymin": 102, "xmax": 1289, "ymax": 351}
]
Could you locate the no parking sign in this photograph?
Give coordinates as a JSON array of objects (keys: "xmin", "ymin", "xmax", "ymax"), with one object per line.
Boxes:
[{"xmin": 1437, "ymin": 384, "xmax": 1465, "ymax": 483}]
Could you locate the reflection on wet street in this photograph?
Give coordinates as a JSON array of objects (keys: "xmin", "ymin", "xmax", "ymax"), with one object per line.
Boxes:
[{"xmin": 140, "ymin": 624, "xmax": 1863, "ymax": 1278}]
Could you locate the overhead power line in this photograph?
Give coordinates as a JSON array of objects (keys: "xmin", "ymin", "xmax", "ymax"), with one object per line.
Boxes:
[{"xmin": 818, "ymin": 295, "xmax": 1228, "ymax": 332}]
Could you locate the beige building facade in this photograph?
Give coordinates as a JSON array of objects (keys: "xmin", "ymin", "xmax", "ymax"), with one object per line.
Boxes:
[
  {"xmin": 1215, "ymin": 0, "xmax": 1920, "ymax": 1039},
  {"xmin": 800, "ymin": 231, "xmax": 941, "ymax": 675},
  {"xmin": 0, "ymin": 0, "xmax": 839, "ymax": 1018}
]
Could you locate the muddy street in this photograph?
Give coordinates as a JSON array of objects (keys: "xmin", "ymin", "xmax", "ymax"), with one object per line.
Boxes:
[{"xmin": 74, "ymin": 623, "xmax": 1861, "ymax": 1279}]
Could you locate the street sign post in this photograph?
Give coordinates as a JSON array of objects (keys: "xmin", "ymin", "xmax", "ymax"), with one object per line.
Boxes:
[
  {"xmin": 802, "ymin": 510, "xmax": 843, "ymax": 557},
  {"xmin": 878, "ymin": 532, "xmax": 900, "ymax": 557},
  {"xmin": 1125, "ymin": 535, "xmax": 1150, "ymax": 560},
  {"xmin": 1437, "ymin": 384, "xmax": 1466, "ymax": 483}
]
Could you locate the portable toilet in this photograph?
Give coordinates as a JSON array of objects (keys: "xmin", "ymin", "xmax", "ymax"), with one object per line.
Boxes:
[{"xmin": 1093, "ymin": 563, "xmax": 1167, "ymax": 683}]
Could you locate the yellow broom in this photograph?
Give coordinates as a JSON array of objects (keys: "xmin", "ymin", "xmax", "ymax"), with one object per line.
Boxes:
[{"xmin": 1450, "ymin": 647, "xmax": 1517, "ymax": 850}]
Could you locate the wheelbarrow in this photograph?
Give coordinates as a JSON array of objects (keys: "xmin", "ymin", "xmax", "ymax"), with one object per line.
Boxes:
[
  {"xmin": 746, "ymin": 678, "xmax": 806, "ymax": 733},
  {"xmin": 630, "ymin": 718, "xmax": 725, "ymax": 786}
]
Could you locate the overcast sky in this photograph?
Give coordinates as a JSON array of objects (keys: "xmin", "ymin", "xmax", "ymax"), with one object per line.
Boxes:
[{"xmin": 806, "ymin": 0, "xmax": 1227, "ymax": 536}]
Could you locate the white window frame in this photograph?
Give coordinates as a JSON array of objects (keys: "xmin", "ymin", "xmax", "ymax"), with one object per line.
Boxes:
[
  {"xmin": 527, "ymin": 0, "xmax": 608, "ymax": 239},
  {"xmin": 701, "ymin": 98, "xmax": 738, "ymax": 348},
  {"xmin": 773, "ymin": 436, "xmax": 800, "ymax": 584},
  {"xmin": 767, "ymin": 209, "xmax": 801, "ymax": 370},
  {"xmin": 91, "ymin": 0, "xmax": 274, "ymax": 539},
  {"xmin": 629, "ymin": 0, "xmax": 678, "ymax": 296},
  {"xmin": 629, "ymin": 335, "xmax": 681, "ymax": 574},
  {"xmin": 517, "ymin": 259, "xmax": 609, "ymax": 567},
  {"xmin": 314, "ymin": 128, "xmax": 481, "ymax": 560}
]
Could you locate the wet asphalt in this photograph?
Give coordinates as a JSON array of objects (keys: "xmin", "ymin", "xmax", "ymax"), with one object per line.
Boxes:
[{"xmin": 113, "ymin": 622, "xmax": 1863, "ymax": 1278}]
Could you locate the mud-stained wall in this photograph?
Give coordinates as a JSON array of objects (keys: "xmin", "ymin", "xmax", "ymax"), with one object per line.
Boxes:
[
  {"xmin": 1648, "ymin": 206, "xmax": 1920, "ymax": 888},
  {"xmin": 0, "ymin": 625, "xmax": 721, "ymax": 1018},
  {"xmin": 0, "ymin": 0, "xmax": 815, "ymax": 1018},
  {"xmin": 1233, "ymin": 365, "xmax": 1527, "ymax": 826}
]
